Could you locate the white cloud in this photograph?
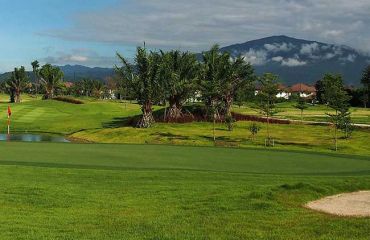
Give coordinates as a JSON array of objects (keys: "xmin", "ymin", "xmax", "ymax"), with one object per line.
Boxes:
[
  {"xmin": 339, "ymin": 54, "xmax": 357, "ymax": 62},
  {"xmin": 41, "ymin": 49, "xmax": 117, "ymax": 67},
  {"xmin": 271, "ymin": 56, "xmax": 283, "ymax": 62},
  {"xmin": 281, "ymin": 58, "xmax": 307, "ymax": 67},
  {"xmin": 271, "ymin": 55, "xmax": 307, "ymax": 67},
  {"xmin": 242, "ymin": 49, "xmax": 268, "ymax": 65},
  {"xmin": 300, "ymin": 42, "xmax": 319, "ymax": 55},
  {"xmin": 39, "ymin": 0, "xmax": 370, "ymax": 52},
  {"xmin": 69, "ymin": 55, "xmax": 88, "ymax": 62}
]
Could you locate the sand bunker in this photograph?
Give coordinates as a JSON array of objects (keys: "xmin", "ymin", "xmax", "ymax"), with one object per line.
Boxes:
[{"xmin": 306, "ymin": 191, "xmax": 370, "ymax": 217}]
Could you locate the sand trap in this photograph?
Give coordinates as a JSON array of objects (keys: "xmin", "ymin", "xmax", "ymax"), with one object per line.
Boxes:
[{"xmin": 306, "ymin": 191, "xmax": 370, "ymax": 217}]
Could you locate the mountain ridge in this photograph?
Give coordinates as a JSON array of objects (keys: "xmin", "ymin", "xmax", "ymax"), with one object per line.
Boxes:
[{"xmin": 1, "ymin": 36, "xmax": 369, "ymax": 85}]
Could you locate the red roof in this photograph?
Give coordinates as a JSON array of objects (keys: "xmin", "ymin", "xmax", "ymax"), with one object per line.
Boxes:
[
  {"xmin": 290, "ymin": 83, "xmax": 316, "ymax": 93},
  {"xmin": 64, "ymin": 82, "xmax": 74, "ymax": 88}
]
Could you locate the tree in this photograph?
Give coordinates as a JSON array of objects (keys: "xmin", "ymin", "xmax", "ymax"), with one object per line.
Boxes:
[
  {"xmin": 248, "ymin": 122, "xmax": 261, "ymax": 141},
  {"xmin": 221, "ymin": 55, "xmax": 255, "ymax": 131},
  {"xmin": 294, "ymin": 97, "xmax": 308, "ymax": 123},
  {"xmin": 321, "ymin": 74, "xmax": 351, "ymax": 151},
  {"xmin": 256, "ymin": 73, "xmax": 279, "ymax": 146},
  {"xmin": 6, "ymin": 66, "xmax": 29, "ymax": 103},
  {"xmin": 31, "ymin": 60, "xmax": 40, "ymax": 98},
  {"xmin": 91, "ymin": 80, "xmax": 104, "ymax": 99},
  {"xmin": 199, "ymin": 45, "xmax": 230, "ymax": 141},
  {"xmin": 115, "ymin": 46, "xmax": 161, "ymax": 128},
  {"xmin": 159, "ymin": 50, "xmax": 199, "ymax": 121},
  {"xmin": 361, "ymin": 65, "xmax": 370, "ymax": 108},
  {"xmin": 39, "ymin": 64, "xmax": 64, "ymax": 99},
  {"xmin": 314, "ymin": 79, "xmax": 325, "ymax": 104}
]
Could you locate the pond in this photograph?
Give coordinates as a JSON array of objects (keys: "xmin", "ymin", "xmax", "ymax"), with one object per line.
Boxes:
[{"xmin": 0, "ymin": 134, "xmax": 69, "ymax": 143}]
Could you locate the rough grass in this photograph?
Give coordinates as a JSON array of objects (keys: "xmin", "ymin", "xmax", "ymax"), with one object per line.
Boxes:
[{"xmin": 0, "ymin": 142, "xmax": 369, "ymax": 240}]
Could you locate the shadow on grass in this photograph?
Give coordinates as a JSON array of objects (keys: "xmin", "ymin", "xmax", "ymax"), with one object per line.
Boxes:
[
  {"xmin": 102, "ymin": 116, "xmax": 135, "ymax": 128},
  {"xmin": 151, "ymin": 132, "xmax": 190, "ymax": 140}
]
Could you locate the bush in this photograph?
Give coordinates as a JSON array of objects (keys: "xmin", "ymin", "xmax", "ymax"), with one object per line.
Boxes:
[
  {"xmin": 53, "ymin": 96, "xmax": 84, "ymax": 104},
  {"xmin": 249, "ymin": 122, "xmax": 261, "ymax": 140}
]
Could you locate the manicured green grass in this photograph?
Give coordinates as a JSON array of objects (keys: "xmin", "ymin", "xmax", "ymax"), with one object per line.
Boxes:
[
  {"xmin": 0, "ymin": 98, "xmax": 142, "ymax": 134},
  {"xmin": 0, "ymin": 142, "xmax": 369, "ymax": 239},
  {"xmin": 233, "ymin": 102, "xmax": 370, "ymax": 124}
]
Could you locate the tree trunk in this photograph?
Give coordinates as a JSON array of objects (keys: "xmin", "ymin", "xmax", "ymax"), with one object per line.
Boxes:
[
  {"xmin": 137, "ymin": 100, "xmax": 154, "ymax": 128},
  {"xmin": 15, "ymin": 90, "xmax": 21, "ymax": 103},
  {"xmin": 225, "ymin": 94, "xmax": 233, "ymax": 131},
  {"xmin": 301, "ymin": 109, "xmax": 304, "ymax": 124},
  {"xmin": 167, "ymin": 96, "xmax": 183, "ymax": 122}
]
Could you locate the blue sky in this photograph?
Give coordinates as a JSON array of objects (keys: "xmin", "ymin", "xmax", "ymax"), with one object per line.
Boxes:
[
  {"xmin": 0, "ymin": 0, "xmax": 131, "ymax": 72},
  {"xmin": 1, "ymin": 0, "xmax": 370, "ymax": 72}
]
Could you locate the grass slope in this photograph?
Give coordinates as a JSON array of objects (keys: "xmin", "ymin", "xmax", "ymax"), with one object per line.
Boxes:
[{"xmin": 0, "ymin": 142, "xmax": 369, "ymax": 239}]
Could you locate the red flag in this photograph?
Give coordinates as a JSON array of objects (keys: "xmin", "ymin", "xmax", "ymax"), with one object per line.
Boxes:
[{"xmin": 7, "ymin": 106, "xmax": 11, "ymax": 117}]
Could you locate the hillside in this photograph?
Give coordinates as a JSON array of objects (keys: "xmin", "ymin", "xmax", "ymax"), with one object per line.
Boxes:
[{"xmin": 220, "ymin": 35, "xmax": 370, "ymax": 85}]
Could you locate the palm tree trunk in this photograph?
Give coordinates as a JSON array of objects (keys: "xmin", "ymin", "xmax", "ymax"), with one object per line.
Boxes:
[
  {"xmin": 137, "ymin": 100, "xmax": 154, "ymax": 128},
  {"xmin": 167, "ymin": 96, "xmax": 182, "ymax": 121}
]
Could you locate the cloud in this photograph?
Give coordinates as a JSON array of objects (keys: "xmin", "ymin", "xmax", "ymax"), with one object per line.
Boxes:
[
  {"xmin": 339, "ymin": 54, "xmax": 357, "ymax": 63},
  {"xmin": 242, "ymin": 49, "xmax": 268, "ymax": 65},
  {"xmin": 300, "ymin": 43, "xmax": 319, "ymax": 55},
  {"xmin": 41, "ymin": 49, "xmax": 117, "ymax": 67},
  {"xmin": 271, "ymin": 56, "xmax": 307, "ymax": 67},
  {"xmin": 281, "ymin": 58, "xmax": 307, "ymax": 67},
  {"xmin": 264, "ymin": 42, "xmax": 295, "ymax": 52},
  {"xmin": 39, "ymin": 0, "xmax": 370, "ymax": 52}
]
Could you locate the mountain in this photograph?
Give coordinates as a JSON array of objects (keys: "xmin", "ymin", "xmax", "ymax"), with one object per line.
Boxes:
[
  {"xmin": 0, "ymin": 65, "xmax": 114, "ymax": 83},
  {"xmin": 58, "ymin": 65, "xmax": 114, "ymax": 81},
  {"xmin": 219, "ymin": 35, "xmax": 370, "ymax": 86},
  {"xmin": 1, "ymin": 36, "xmax": 369, "ymax": 85}
]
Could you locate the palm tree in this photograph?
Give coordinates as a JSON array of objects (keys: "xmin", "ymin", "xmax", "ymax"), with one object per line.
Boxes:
[
  {"xmin": 199, "ymin": 45, "xmax": 230, "ymax": 141},
  {"xmin": 159, "ymin": 50, "xmax": 199, "ymax": 121},
  {"xmin": 221, "ymin": 55, "xmax": 255, "ymax": 130},
  {"xmin": 39, "ymin": 64, "xmax": 64, "ymax": 99},
  {"xmin": 256, "ymin": 73, "xmax": 279, "ymax": 146},
  {"xmin": 92, "ymin": 80, "xmax": 104, "ymax": 99},
  {"xmin": 6, "ymin": 66, "xmax": 29, "ymax": 103},
  {"xmin": 115, "ymin": 46, "xmax": 161, "ymax": 128},
  {"xmin": 31, "ymin": 60, "xmax": 40, "ymax": 98}
]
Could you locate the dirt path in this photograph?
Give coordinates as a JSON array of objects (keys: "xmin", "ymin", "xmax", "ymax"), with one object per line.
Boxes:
[{"xmin": 306, "ymin": 191, "xmax": 370, "ymax": 217}]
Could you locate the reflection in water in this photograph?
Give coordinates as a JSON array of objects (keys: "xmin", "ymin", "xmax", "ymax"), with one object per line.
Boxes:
[{"xmin": 0, "ymin": 134, "xmax": 69, "ymax": 143}]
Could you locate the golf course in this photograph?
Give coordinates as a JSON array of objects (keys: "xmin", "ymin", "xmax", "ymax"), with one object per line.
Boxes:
[{"xmin": 0, "ymin": 96, "xmax": 369, "ymax": 239}]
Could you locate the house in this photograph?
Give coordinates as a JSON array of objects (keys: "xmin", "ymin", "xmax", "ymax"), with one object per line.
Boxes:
[
  {"xmin": 64, "ymin": 82, "xmax": 74, "ymax": 88},
  {"xmin": 290, "ymin": 83, "xmax": 316, "ymax": 99},
  {"xmin": 255, "ymin": 84, "xmax": 291, "ymax": 99},
  {"xmin": 276, "ymin": 84, "xmax": 291, "ymax": 99}
]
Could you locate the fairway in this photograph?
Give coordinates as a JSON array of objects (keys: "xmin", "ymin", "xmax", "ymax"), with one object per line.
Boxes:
[{"xmin": 0, "ymin": 142, "xmax": 369, "ymax": 239}]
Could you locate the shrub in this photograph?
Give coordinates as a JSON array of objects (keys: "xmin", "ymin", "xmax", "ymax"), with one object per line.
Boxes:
[
  {"xmin": 249, "ymin": 122, "xmax": 261, "ymax": 141},
  {"xmin": 53, "ymin": 96, "xmax": 84, "ymax": 104}
]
